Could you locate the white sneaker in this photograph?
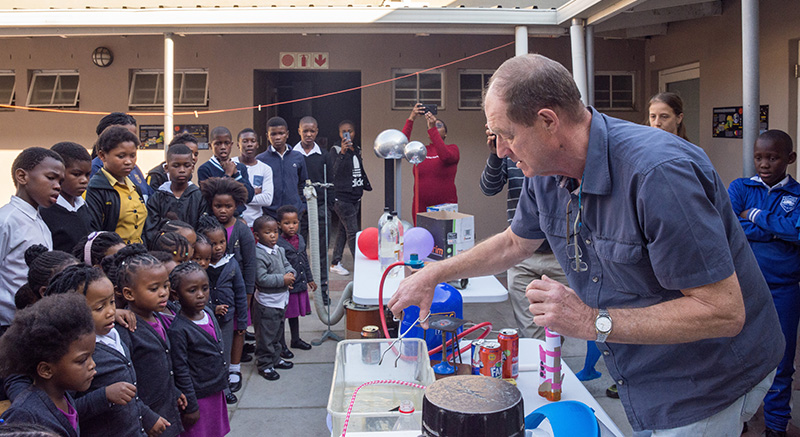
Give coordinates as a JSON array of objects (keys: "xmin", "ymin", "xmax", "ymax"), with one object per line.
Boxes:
[{"xmin": 330, "ymin": 263, "xmax": 350, "ymax": 276}]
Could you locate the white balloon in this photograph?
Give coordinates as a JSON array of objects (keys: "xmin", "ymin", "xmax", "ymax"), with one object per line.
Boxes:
[{"xmin": 373, "ymin": 129, "xmax": 408, "ymax": 159}]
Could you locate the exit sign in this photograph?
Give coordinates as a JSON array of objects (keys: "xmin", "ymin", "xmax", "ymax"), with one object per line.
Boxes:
[{"xmin": 279, "ymin": 52, "xmax": 329, "ymax": 69}]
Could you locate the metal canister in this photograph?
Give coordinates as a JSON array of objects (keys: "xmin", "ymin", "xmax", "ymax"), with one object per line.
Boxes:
[
  {"xmin": 470, "ymin": 339, "xmax": 485, "ymax": 375},
  {"xmin": 361, "ymin": 325, "xmax": 381, "ymax": 364},
  {"xmin": 498, "ymin": 328, "xmax": 520, "ymax": 379},
  {"xmin": 479, "ymin": 341, "xmax": 503, "ymax": 378}
]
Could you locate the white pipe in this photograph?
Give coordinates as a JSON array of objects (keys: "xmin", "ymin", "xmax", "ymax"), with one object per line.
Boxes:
[
  {"xmin": 741, "ymin": 0, "xmax": 758, "ymax": 177},
  {"xmin": 570, "ymin": 18, "xmax": 588, "ymax": 105},
  {"xmin": 515, "ymin": 26, "xmax": 528, "ymax": 56},
  {"xmin": 164, "ymin": 32, "xmax": 175, "ymax": 151},
  {"xmin": 585, "ymin": 25, "xmax": 595, "ymax": 107}
]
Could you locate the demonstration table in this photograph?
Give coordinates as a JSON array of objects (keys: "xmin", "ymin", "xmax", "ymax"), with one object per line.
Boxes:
[{"xmin": 351, "ymin": 237, "xmax": 508, "ymax": 306}]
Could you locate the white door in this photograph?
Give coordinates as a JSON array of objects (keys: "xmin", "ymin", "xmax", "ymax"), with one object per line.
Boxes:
[{"xmin": 659, "ymin": 63, "xmax": 700, "ymax": 144}]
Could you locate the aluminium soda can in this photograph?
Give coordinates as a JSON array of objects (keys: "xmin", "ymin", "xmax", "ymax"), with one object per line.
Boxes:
[
  {"xmin": 361, "ymin": 325, "xmax": 381, "ymax": 364},
  {"xmin": 498, "ymin": 328, "xmax": 520, "ymax": 379},
  {"xmin": 479, "ymin": 341, "xmax": 503, "ymax": 378},
  {"xmin": 470, "ymin": 339, "xmax": 485, "ymax": 375}
]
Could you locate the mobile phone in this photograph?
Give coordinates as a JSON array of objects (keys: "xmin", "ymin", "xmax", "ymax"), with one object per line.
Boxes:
[
  {"xmin": 421, "ymin": 104, "xmax": 438, "ymax": 115},
  {"xmin": 343, "ymin": 132, "xmax": 351, "ymax": 142}
]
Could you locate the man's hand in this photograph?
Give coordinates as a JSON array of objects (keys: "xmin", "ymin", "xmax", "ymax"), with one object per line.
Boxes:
[
  {"xmin": 485, "ymin": 126, "xmax": 497, "ymax": 155},
  {"xmin": 115, "ymin": 309, "xmax": 137, "ymax": 332},
  {"xmin": 222, "ymin": 160, "xmax": 237, "ymax": 177},
  {"xmin": 408, "ymin": 103, "xmax": 424, "ymax": 121},
  {"xmin": 105, "ymin": 381, "xmax": 137, "ymax": 406},
  {"xmin": 388, "ymin": 268, "xmax": 438, "ymax": 329},
  {"xmin": 526, "ymin": 275, "xmax": 596, "ymax": 340},
  {"xmin": 147, "ymin": 417, "xmax": 170, "ymax": 437}
]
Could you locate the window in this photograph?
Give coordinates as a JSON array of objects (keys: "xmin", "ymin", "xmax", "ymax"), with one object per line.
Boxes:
[
  {"xmin": 392, "ymin": 69, "xmax": 444, "ymax": 109},
  {"xmin": 594, "ymin": 72, "xmax": 635, "ymax": 110},
  {"xmin": 459, "ymin": 70, "xmax": 493, "ymax": 109},
  {"xmin": 26, "ymin": 70, "xmax": 79, "ymax": 107},
  {"xmin": 129, "ymin": 70, "xmax": 208, "ymax": 108},
  {"xmin": 0, "ymin": 71, "xmax": 14, "ymax": 106}
]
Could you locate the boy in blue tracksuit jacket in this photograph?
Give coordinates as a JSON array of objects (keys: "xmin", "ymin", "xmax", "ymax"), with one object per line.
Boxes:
[{"xmin": 728, "ymin": 129, "xmax": 800, "ymax": 436}]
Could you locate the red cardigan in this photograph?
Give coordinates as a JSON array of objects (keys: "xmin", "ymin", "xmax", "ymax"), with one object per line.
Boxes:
[{"xmin": 402, "ymin": 119, "xmax": 460, "ymax": 223}]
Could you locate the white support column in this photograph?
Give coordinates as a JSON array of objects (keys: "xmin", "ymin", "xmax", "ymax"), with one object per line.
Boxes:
[
  {"xmin": 570, "ymin": 18, "xmax": 588, "ymax": 105},
  {"xmin": 585, "ymin": 25, "xmax": 595, "ymax": 106},
  {"xmin": 164, "ymin": 32, "xmax": 175, "ymax": 151},
  {"xmin": 741, "ymin": 0, "xmax": 758, "ymax": 177},
  {"xmin": 515, "ymin": 26, "xmax": 528, "ymax": 57}
]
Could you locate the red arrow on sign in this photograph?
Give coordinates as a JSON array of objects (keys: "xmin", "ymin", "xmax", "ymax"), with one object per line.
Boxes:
[{"xmin": 314, "ymin": 54, "xmax": 327, "ymax": 67}]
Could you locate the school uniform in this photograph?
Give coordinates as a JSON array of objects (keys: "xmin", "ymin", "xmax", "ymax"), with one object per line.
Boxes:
[
  {"xmin": 167, "ymin": 310, "xmax": 228, "ymax": 414},
  {"xmin": 127, "ymin": 312, "xmax": 183, "ymax": 437},
  {"xmin": 85, "ymin": 168, "xmax": 147, "ymax": 245},
  {"xmin": 146, "ymin": 162, "xmax": 168, "ymax": 193},
  {"xmin": 0, "ymin": 385, "xmax": 79, "ymax": 437},
  {"xmin": 39, "ymin": 195, "xmax": 91, "ymax": 253},
  {"xmin": 255, "ymin": 146, "xmax": 309, "ymax": 219},
  {"xmin": 253, "ymin": 243, "xmax": 294, "ymax": 371},
  {"xmin": 91, "ymin": 157, "xmax": 154, "ymax": 199},
  {"xmin": 227, "ymin": 219, "xmax": 257, "ymax": 297},
  {"xmin": 293, "ymin": 142, "xmax": 331, "ymax": 295},
  {"xmin": 0, "ymin": 195, "xmax": 52, "ymax": 327},
  {"xmin": 207, "ymin": 254, "xmax": 248, "ymax": 371},
  {"xmin": 144, "ymin": 181, "xmax": 207, "ymax": 244},
  {"xmin": 729, "ymin": 174, "xmax": 800, "ymax": 432},
  {"xmin": 196, "ymin": 156, "xmax": 255, "ymax": 212},
  {"xmin": 74, "ymin": 328, "xmax": 158, "ymax": 436}
]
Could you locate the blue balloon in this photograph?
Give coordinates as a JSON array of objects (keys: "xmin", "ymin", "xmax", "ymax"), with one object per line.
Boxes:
[{"xmin": 403, "ymin": 227, "xmax": 434, "ymax": 261}]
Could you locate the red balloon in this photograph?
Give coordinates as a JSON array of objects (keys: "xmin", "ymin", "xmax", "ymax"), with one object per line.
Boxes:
[{"xmin": 358, "ymin": 227, "xmax": 379, "ymax": 260}]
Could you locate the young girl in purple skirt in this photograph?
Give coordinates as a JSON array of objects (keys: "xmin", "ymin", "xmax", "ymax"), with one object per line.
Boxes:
[{"xmin": 168, "ymin": 261, "xmax": 230, "ymax": 437}]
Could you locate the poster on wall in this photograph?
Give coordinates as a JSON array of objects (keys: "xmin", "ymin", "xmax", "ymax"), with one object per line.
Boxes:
[
  {"xmin": 139, "ymin": 124, "xmax": 210, "ymax": 150},
  {"xmin": 712, "ymin": 105, "xmax": 768, "ymax": 138}
]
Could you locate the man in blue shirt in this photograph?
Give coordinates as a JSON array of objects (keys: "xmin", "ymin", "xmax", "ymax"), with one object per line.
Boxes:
[{"xmin": 389, "ymin": 54, "xmax": 783, "ymax": 435}]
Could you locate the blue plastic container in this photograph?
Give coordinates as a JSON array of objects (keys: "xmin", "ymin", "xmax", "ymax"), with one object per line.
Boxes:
[{"xmin": 401, "ymin": 282, "xmax": 463, "ymax": 361}]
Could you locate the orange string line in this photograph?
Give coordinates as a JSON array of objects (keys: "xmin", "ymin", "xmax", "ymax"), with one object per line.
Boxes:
[{"xmin": 0, "ymin": 41, "xmax": 514, "ymax": 117}]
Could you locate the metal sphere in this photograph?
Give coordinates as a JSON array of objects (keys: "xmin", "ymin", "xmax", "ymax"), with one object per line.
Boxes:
[
  {"xmin": 373, "ymin": 129, "xmax": 408, "ymax": 159},
  {"xmin": 404, "ymin": 141, "xmax": 427, "ymax": 165}
]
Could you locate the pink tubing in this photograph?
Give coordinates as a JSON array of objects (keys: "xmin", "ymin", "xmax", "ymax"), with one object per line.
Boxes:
[
  {"xmin": 377, "ymin": 262, "xmax": 494, "ymax": 361},
  {"xmin": 341, "ymin": 379, "xmax": 427, "ymax": 436}
]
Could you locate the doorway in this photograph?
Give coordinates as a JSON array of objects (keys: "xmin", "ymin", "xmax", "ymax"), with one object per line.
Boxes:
[
  {"xmin": 659, "ymin": 63, "xmax": 700, "ymax": 144},
  {"xmin": 253, "ymin": 71, "xmax": 361, "ymax": 152}
]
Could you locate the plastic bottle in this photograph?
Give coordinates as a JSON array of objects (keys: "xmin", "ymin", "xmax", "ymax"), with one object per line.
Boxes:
[
  {"xmin": 392, "ymin": 400, "xmax": 418, "ymax": 431},
  {"xmin": 394, "ymin": 211, "xmax": 404, "ymax": 265},
  {"xmin": 379, "ymin": 213, "xmax": 400, "ymax": 276},
  {"xmin": 378, "ymin": 207, "xmax": 391, "ymax": 229}
]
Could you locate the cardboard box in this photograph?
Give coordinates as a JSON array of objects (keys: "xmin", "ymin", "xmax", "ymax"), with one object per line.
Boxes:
[
  {"xmin": 426, "ymin": 203, "xmax": 458, "ymax": 212},
  {"xmin": 416, "ymin": 211, "xmax": 474, "ymax": 260}
]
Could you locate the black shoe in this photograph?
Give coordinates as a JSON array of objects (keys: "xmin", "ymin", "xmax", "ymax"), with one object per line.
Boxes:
[
  {"xmin": 741, "ymin": 422, "xmax": 747, "ymax": 434},
  {"xmin": 245, "ymin": 331, "xmax": 255, "ymax": 342},
  {"xmin": 225, "ymin": 392, "xmax": 238, "ymax": 404},
  {"xmin": 229, "ymin": 372, "xmax": 242, "ymax": 393},
  {"xmin": 275, "ymin": 359, "xmax": 294, "ymax": 370},
  {"xmin": 322, "ymin": 290, "xmax": 331, "ymax": 306},
  {"xmin": 243, "ymin": 342, "xmax": 256, "ymax": 354},
  {"xmin": 606, "ymin": 384, "xmax": 619, "ymax": 399},
  {"xmin": 291, "ymin": 339, "xmax": 312, "ymax": 350},
  {"xmin": 281, "ymin": 346, "xmax": 294, "ymax": 359},
  {"xmin": 240, "ymin": 352, "xmax": 253, "ymax": 363},
  {"xmin": 259, "ymin": 368, "xmax": 280, "ymax": 381},
  {"xmin": 765, "ymin": 428, "xmax": 787, "ymax": 437}
]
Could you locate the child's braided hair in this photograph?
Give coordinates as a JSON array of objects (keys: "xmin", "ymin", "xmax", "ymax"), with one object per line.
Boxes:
[
  {"xmin": 100, "ymin": 244, "xmax": 160, "ymax": 290},
  {"xmin": 169, "ymin": 261, "xmax": 206, "ymax": 294},
  {"xmin": 45, "ymin": 265, "xmax": 106, "ymax": 297}
]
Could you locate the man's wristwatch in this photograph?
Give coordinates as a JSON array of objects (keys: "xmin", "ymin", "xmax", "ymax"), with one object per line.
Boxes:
[{"xmin": 595, "ymin": 309, "xmax": 612, "ymax": 343}]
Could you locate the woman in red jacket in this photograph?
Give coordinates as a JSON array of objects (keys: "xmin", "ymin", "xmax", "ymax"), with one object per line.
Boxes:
[{"xmin": 402, "ymin": 103, "xmax": 460, "ymax": 224}]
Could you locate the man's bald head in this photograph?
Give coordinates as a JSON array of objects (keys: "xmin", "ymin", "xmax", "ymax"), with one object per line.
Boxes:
[{"xmin": 485, "ymin": 54, "xmax": 585, "ymax": 126}]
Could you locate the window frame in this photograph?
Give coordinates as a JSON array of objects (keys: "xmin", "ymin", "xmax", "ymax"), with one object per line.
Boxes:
[
  {"xmin": 128, "ymin": 69, "xmax": 209, "ymax": 108},
  {"xmin": 593, "ymin": 71, "xmax": 636, "ymax": 111},
  {"xmin": 391, "ymin": 68, "xmax": 445, "ymax": 110},
  {"xmin": 0, "ymin": 70, "xmax": 15, "ymax": 107},
  {"xmin": 458, "ymin": 69, "xmax": 493, "ymax": 110},
  {"xmin": 25, "ymin": 70, "xmax": 80, "ymax": 108}
]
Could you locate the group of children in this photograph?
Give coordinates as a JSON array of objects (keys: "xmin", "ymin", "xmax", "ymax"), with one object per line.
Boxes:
[{"xmin": 0, "ymin": 113, "xmax": 333, "ymax": 436}]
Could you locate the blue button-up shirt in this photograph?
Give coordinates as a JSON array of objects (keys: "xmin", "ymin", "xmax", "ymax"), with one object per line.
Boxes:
[{"xmin": 511, "ymin": 108, "xmax": 783, "ymax": 431}]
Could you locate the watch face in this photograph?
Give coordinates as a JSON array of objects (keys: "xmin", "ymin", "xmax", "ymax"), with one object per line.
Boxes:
[{"xmin": 596, "ymin": 317, "xmax": 612, "ymax": 333}]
